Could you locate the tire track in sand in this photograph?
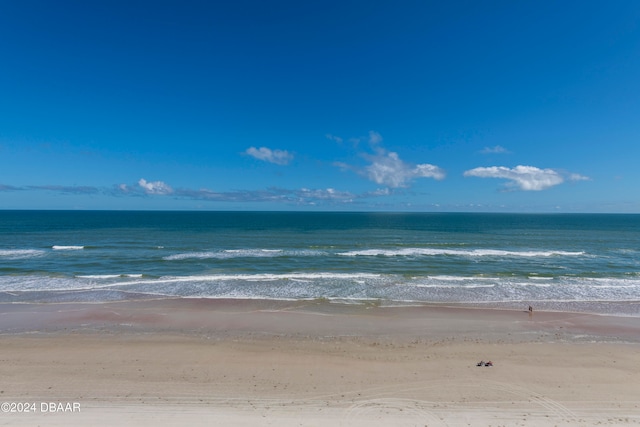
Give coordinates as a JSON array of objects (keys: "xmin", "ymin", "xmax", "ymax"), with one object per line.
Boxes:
[
  {"xmin": 344, "ymin": 397, "xmax": 448, "ymax": 427},
  {"xmin": 340, "ymin": 378, "xmax": 577, "ymax": 425}
]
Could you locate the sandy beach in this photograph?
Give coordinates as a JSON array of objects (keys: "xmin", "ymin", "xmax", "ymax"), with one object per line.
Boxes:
[{"xmin": 1, "ymin": 299, "xmax": 639, "ymax": 426}]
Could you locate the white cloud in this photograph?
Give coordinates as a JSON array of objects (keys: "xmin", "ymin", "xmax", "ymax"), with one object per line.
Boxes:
[
  {"xmin": 334, "ymin": 131, "xmax": 445, "ymax": 188},
  {"xmin": 364, "ymin": 150, "xmax": 445, "ymax": 188},
  {"xmin": 246, "ymin": 147, "xmax": 293, "ymax": 165},
  {"xmin": 463, "ymin": 165, "xmax": 584, "ymax": 191},
  {"xmin": 480, "ymin": 145, "xmax": 509, "ymax": 154},
  {"xmin": 414, "ymin": 163, "xmax": 447, "ymax": 180},
  {"xmin": 138, "ymin": 178, "xmax": 173, "ymax": 195}
]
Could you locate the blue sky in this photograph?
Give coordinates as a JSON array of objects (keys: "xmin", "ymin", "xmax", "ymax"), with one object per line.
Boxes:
[{"xmin": 1, "ymin": 0, "xmax": 639, "ymax": 212}]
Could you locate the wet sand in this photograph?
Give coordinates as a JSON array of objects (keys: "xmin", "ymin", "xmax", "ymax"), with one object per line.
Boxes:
[{"xmin": 1, "ymin": 299, "xmax": 639, "ymax": 426}]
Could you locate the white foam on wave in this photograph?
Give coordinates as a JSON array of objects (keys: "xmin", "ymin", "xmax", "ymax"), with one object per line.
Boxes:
[
  {"xmin": 151, "ymin": 272, "xmax": 382, "ymax": 283},
  {"xmin": 338, "ymin": 248, "xmax": 585, "ymax": 257},
  {"xmin": 225, "ymin": 249, "xmax": 281, "ymax": 255},
  {"xmin": 473, "ymin": 249, "xmax": 585, "ymax": 257},
  {"xmin": 0, "ymin": 275, "xmax": 112, "ymax": 292},
  {"xmin": 163, "ymin": 250, "xmax": 282, "ymax": 260},
  {"xmin": 162, "ymin": 252, "xmax": 217, "ymax": 261},
  {"xmin": 52, "ymin": 245, "xmax": 85, "ymax": 250},
  {"xmin": 163, "ymin": 248, "xmax": 323, "ymax": 261},
  {"xmin": 37, "ymin": 272, "xmax": 383, "ymax": 291},
  {"xmin": 410, "ymin": 283, "xmax": 495, "ymax": 289},
  {"xmin": 513, "ymin": 282, "xmax": 552, "ymax": 287},
  {"xmin": 163, "ymin": 252, "xmax": 217, "ymax": 260},
  {"xmin": 0, "ymin": 249, "xmax": 46, "ymax": 259},
  {"xmin": 76, "ymin": 274, "xmax": 144, "ymax": 279},
  {"xmin": 2, "ymin": 272, "xmax": 640, "ymax": 312},
  {"xmin": 427, "ymin": 275, "xmax": 494, "ymax": 281}
]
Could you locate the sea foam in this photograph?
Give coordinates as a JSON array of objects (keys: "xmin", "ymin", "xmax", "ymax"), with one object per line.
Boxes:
[
  {"xmin": 0, "ymin": 249, "xmax": 46, "ymax": 259},
  {"xmin": 52, "ymin": 245, "xmax": 85, "ymax": 250},
  {"xmin": 163, "ymin": 249, "xmax": 322, "ymax": 261},
  {"xmin": 337, "ymin": 248, "xmax": 585, "ymax": 257}
]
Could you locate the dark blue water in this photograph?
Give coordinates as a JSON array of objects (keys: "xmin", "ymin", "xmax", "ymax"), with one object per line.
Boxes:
[{"xmin": 1, "ymin": 211, "xmax": 639, "ymax": 315}]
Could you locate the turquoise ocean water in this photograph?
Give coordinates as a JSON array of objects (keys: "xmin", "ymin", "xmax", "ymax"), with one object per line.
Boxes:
[{"xmin": 0, "ymin": 211, "xmax": 638, "ymax": 316}]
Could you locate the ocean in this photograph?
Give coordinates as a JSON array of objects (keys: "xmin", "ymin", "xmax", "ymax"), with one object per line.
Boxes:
[{"xmin": 0, "ymin": 211, "xmax": 638, "ymax": 316}]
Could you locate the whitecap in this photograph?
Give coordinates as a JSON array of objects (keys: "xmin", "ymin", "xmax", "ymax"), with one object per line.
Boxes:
[
  {"xmin": 76, "ymin": 274, "xmax": 144, "ymax": 279},
  {"xmin": 0, "ymin": 249, "xmax": 46, "ymax": 259},
  {"xmin": 150, "ymin": 272, "xmax": 382, "ymax": 283},
  {"xmin": 426, "ymin": 275, "xmax": 495, "ymax": 281},
  {"xmin": 163, "ymin": 248, "xmax": 321, "ymax": 261},
  {"xmin": 163, "ymin": 252, "xmax": 219, "ymax": 261},
  {"xmin": 223, "ymin": 249, "xmax": 283, "ymax": 257},
  {"xmin": 337, "ymin": 247, "xmax": 585, "ymax": 257},
  {"xmin": 512, "ymin": 282, "xmax": 552, "ymax": 287},
  {"xmin": 409, "ymin": 283, "xmax": 495, "ymax": 289}
]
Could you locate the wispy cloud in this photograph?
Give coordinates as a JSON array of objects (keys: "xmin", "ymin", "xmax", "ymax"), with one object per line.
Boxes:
[
  {"xmin": 27, "ymin": 185, "xmax": 100, "ymax": 194},
  {"xmin": 325, "ymin": 134, "xmax": 343, "ymax": 144},
  {"xmin": 334, "ymin": 131, "xmax": 445, "ymax": 188},
  {"xmin": 0, "ymin": 184, "xmax": 22, "ymax": 191},
  {"xmin": 3, "ymin": 183, "xmax": 111, "ymax": 195},
  {"xmin": 138, "ymin": 178, "xmax": 174, "ymax": 195},
  {"xmin": 368, "ymin": 130, "xmax": 383, "ymax": 145},
  {"xmin": 2, "ymin": 170, "xmax": 389, "ymax": 207},
  {"xmin": 480, "ymin": 145, "xmax": 509, "ymax": 154},
  {"xmin": 463, "ymin": 165, "xmax": 589, "ymax": 191},
  {"xmin": 290, "ymin": 188, "xmax": 356, "ymax": 205},
  {"xmin": 245, "ymin": 147, "xmax": 293, "ymax": 165},
  {"xmin": 116, "ymin": 183, "xmax": 133, "ymax": 194},
  {"xmin": 568, "ymin": 173, "xmax": 590, "ymax": 182},
  {"xmin": 113, "ymin": 178, "xmax": 362, "ymax": 205},
  {"xmin": 165, "ymin": 186, "xmax": 359, "ymax": 206}
]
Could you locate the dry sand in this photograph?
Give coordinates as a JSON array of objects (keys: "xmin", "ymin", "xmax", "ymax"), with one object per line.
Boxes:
[{"xmin": 1, "ymin": 299, "xmax": 639, "ymax": 426}]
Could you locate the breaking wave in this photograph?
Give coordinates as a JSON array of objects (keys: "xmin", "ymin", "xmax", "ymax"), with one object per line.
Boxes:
[
  {"xmin": 163, "ymin": 249, "xmax": 323, "ymax": 261},
  {"xmin": 338, "ymin": 248, "xmax": 585, "ymax": 257},
  {"xmin": 0, "ymin": 249, "xmax": 46, "ymax": 259}
]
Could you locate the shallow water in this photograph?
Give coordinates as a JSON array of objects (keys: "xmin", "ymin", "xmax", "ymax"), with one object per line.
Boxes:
[{"xmin": 1, "ymin": 211, "xmax": 639, "ymax": 316}]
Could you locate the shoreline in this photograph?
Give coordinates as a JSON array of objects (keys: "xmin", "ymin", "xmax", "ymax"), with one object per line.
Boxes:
[
  {"xmin": 1, "ymin": 298, "xmax": 639, "ymax": 342},
  {"xmin": 1, "ymin": 299, "xmax": 639, "ymax": 426},
  {"xmin": 2, "ymin": 291, "xmax": 639, "ymax": 318}
]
